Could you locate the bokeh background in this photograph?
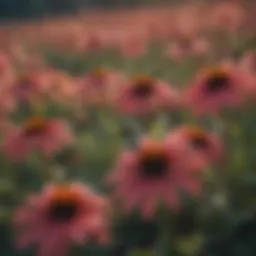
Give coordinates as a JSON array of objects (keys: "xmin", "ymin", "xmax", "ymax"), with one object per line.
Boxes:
[
  {"xmin": 0, "ymin": 0, "xmax": 255, "ymax": 256},
  {"xmin": 0, "ymin": 0, "xmax": 253, "ymax": 20},
  {"xmin": 0, "ymin": 0, "xmax": 203, "ymax": 19}
]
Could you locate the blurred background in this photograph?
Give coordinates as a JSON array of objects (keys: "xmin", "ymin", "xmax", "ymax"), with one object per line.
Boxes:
[
  {"xmin": 0, "ymin": 0, "xmax": 250, "ymax": 20},
  {"xmin": 2, "ymin": 0, "xmax": 186, "ymax": 20},
  {"xmin": 0, "ymin": 1, "xmax": 255, "ymax": 256}
]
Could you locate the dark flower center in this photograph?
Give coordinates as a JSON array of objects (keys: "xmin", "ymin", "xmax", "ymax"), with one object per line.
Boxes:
[
  {"xmin": 23, "ymin": 117, "xmax": 47, "ymax": 136},
  {"xmin": 205, "ymin": 73, "xmax": 230, "ymax": 93},
  {"xmin": 132, "ymin": 77, "xmax": 154, "ymax": 98},
  {"xmin": 139, "ymin": 153, "xmax": 169, "ymax": 178},
  {"xmin": 48, "ymin": 200, "xmax": 79, "ymax": 222},
  {"xmin": 90, "ymin": 68, "xmax": 106, "ymax": 86},
  {"xmin": 188, "ymin": 128, "xmax": 208, "ymax": 149},
  {"xmin": 191, "ymin": 136, "xmax": 208, "ymax": 149}
]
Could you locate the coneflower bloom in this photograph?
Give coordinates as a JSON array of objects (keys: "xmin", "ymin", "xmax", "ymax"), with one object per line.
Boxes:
[
  {"xmin": 115, "ymin": 75, "xmax": 180, "ymax": 116},
  {"xmin": 0, "ymin": 53, "xmax": 14, "ymax": 88},
  {"xmin": 0, "ymin": 118, "xmax": 14, "ymax": 135},
  {"xmin": 13, "ymin": 183, "xmax": 110, "ymax": 256},
  {"xmin": 238, "ymin": 51, "xmax": 256, "ymax": 95},
  {"xmin": 4, "ymin": 116, "xmax": 73, "ymax": 160},
  {"xmin": 147, "ymin": 21, "xmax": 171, "ymax": 42},
  {"xmin": 77, "ymin": 68, "xmax": 123, "ymax": 107},
  {"xmin": 169, "ymin": 125, "xmax": 224, "ymax": 166},
  {"xmin": 0, "ymin": 53, "xmax": 10, "ymax": 72},
  {"xmin": 0, "ymin": 89, "xmax": 16, "ymax": 115},
  {"xmin": 165, "ymin": 36, "xmax": 208, "ymax": 61},
  {"xmin": 209, "ymin": 3, "xmax": 244, "ymax": 33},
  {"xmin": 239, "ymin": 51, "xmax": 256, "ymax": 74},
  {"xmin": 13, "ymin": 73, "xmax": 48, "ymax": 103},
  {"xmin": 107, "ymin": 138, "xmax": 204, "ymax": 219},
  {"xmin": 119, "ymin": 36, "xmax": 147, "ymax": 58},
  {"xmin": 84, "ymin": 34, "xmax": 103, "ymax": 52},
  {"xmin": 46, "ymin": 71, "xmax": 78, "ymax": 105},
  {"xmin": 183, "ymin": 66, "xmax": 247, "ymax": 116}
]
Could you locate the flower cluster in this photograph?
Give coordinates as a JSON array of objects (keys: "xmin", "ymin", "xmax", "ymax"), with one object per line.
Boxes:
[{"xmin": 0, "ymin": 1, "xmax": 255, "ymax": 256}]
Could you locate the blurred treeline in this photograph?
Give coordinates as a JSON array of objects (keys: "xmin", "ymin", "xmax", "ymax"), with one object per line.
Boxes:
[{"xmin": 0, "ymin": 0, "xmax": 186, "ymax": 20}]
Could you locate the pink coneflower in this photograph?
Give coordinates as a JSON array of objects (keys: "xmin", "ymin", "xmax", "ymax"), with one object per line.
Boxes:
[
  {"xmin": 84, "ymin": 34, "xmax": 103, "ymax": 52},
  {"xmin": 183, "ymin": 66, "xmax": 247, "ymax": 116},
  {"xmin": 115, "ymin": 75, "xmax": 180, "ymax": 116},
  {"xmin": 239, "ymin": 51, "xmax": 256, "ymax": 74},
  {"xmin": 209, "ymin": 3, "xmax": 244, "ymax": 33},
  {"xmin": 147, "ymin": 22, "xmax": 167, "ymax": 41},
  {"xmin": 107, "ymin": 138, "xmax": 204, "ymax": 219},
  {"xmin": 0, "ymin": 89, "xmax": 16, "ymax": 115},
  {"xmin": 238, "ymin": 51, "xmax": 256, "ymax": 95},
  {"xmin": 165, "ymin": 36, "xmax": 208, "ymax": 61},
  {"xmin": 45, "ymin": 71, "xmax": 78, "ymax": 105},
  {"xmin": 0, "ymin": 118, "xmax": 14, "ymax": 136},
  {"xmin": 0, "ymin": 53, "xmax": 10, "ymax": 73},
  {"xmin": 4, "ymin": 116, "xmax": 73, "ymax": 160},
  {"xmin": 119, "ymin": 36, "xmax": 147, "ymax": 58},
  {"xmin": 147, "ymin": 17, "xmax": 174, "ymax": 41},
  {"xmin": 13, "ymin": 73, "xmax": 48, "ymax": 103},
  {"xmin": 77, "ymin": 68, "xmax": 123, "ymax": 107},
  {"xmin": 169, "ymin": 125, "xmax": 224, "ymax": 166},
  {"xmin": 0, "ymin": 53, "xmax": 14, "ymax": 87},
  {"xmin": 13, "ymin": 183, "xmax": 110, "ymax": 256}
]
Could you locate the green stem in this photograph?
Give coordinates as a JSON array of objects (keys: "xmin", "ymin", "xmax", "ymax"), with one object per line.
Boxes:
[
  {"xmin": 139, "ymin": 115, "xmax": 155, "ymax": 135},
  {"xmin": 217, "ymin": 112, "xmax": 247, "ymax": 176},
  {"xmin": 37, "ymin": 154, "xmax": 54, "ymax": 183},
  {"xmin": 156, "ymin": 210, "xmax": 174, "ymax": 256},
  {"xmin": 149, "ymin": 112, "xmax": 169, "ymax": 140}
]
